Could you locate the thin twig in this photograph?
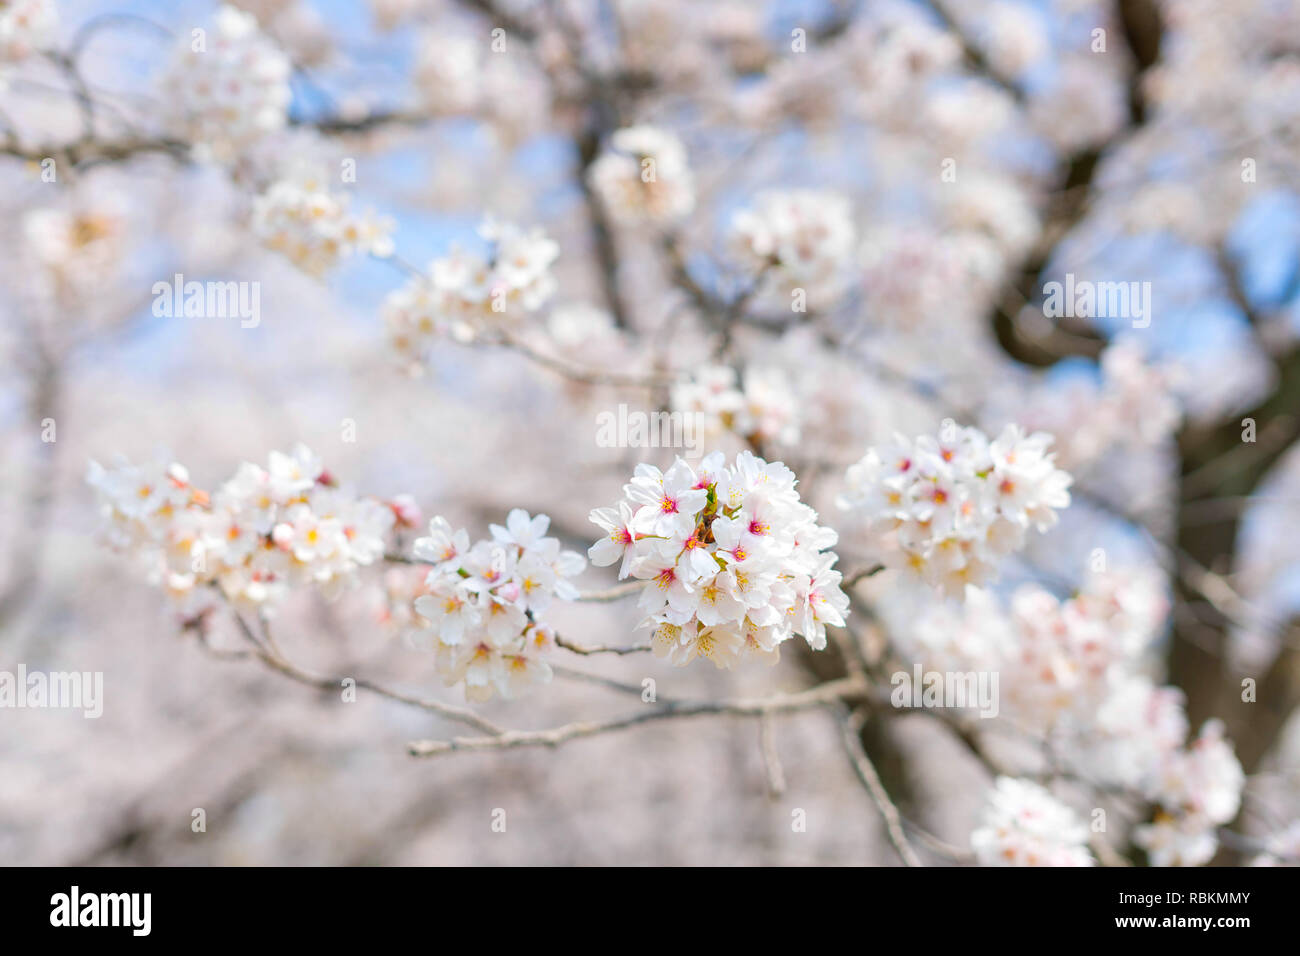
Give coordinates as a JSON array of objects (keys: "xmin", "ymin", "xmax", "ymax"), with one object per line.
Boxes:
[
  {"xmin": 555, "ymin": 634, "xmax": 651, "ymax": 656},
  {"xmin": 221, "ymin": 606, "xmax": 504, "ymax": 736},
  {"xmin": 496, "ymin": 335, "xmax": 679, "ymax": 389},
  {"xmin": 843, "ymin": 564, "xmax": 886, "ymax": 589},
  {"xmin": 838, "ymin": 707, "xmax": 924, "ymax": 867},
  {"xmin": 408, "ymin": 675, "xmax": 870, "ymax": 756},
  {"xmin": 759, "ymin": 712, "xmax": 786, "ymax": 798},
  {"xmin": 902, "ymin": 820, "xmax": 976, "ymax": 864}
]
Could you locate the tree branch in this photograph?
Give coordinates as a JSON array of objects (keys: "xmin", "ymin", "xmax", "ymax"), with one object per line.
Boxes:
[
  {"xmin": 212, "ymin": 604, "xmax": 505, "ymax": 736},
  {"xmin": 838, "ymin": 706, "xmax": 923, "ymax": 866},
  {"xmin": 407, "ymin": 675, "xmax": 870, "ymax": 756}
]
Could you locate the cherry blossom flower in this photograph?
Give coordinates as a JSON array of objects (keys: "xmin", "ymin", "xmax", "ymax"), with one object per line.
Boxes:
[
  {"xmin": 888, "ymin": 561, "xmax": 1245, "ymax": 865},
  {"xmin": 1135, "ymin": 719, "xmax": 1244, "ymax": 866},
  {"xmin": 588, "ymin": 125, "xmax": 695, "ymax": 226},
  {"xmin": 987, "ymin": 340, "xmax": 1183, "ymax": 470},
  {"xmin": 888, "ymin": 568, "xmax": 1171, "ymax": 732},
  {"xmin": 412, "ymin": 29, "xmax": 546, "ymax": 141},
  {"xmin": 160, "ymin": 5, "xmax": 292, "ymax": 162},
  {"xmin": 728, "ymin": 190, "xmax": 856, "ymax": 309},
  {"xmin": 587, "ymin": 502, "xmax": 638, "ymax": 579},
  {"xmin": 251, "ymin": 162, "xmax": 394, "ymax": 276},
  {"xmin": 409, "ymin": 510, "xmax": 585, "ymax": 701},
  {"xmin": 971, "ymin": 777, "xmax": 1094, "ymax": 867},
  {"xmin": 852, "ymin": 15, "xmax": 960, "ymax": 96},
  {"xmin": 383, "ymin": 219, "xmax": 558, "ymax": 358},
  {"xmin": 0, "ymin": 0, "xmax": 57, "ymax": 66},
  {"xmin": 672, "ymin": 364, "xmax": 801, "ymax": 448},
  {"xmin": 589, "ymin": 451, "xmax": 848, "ymax": 666},
  {"xmin": 1069, "ymin": 676, "xmax": 1190, "ymax": 791},
  {"xmin": 839, "ymin": 423, "xmax": 1073, "ymax": 598},
  {"xmin": 88, "ymin": 445, "xmax": 396, "ymax": 610},
  {"xmin": 978, "ymin": 2, "xmax": 1049, "ymax": 77},
  {"xmin": 1133, "ymin": 812, "xmax": 1221, "ymax": 868}
]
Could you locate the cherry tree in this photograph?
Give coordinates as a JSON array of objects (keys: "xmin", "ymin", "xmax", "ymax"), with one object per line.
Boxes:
[{"xmin": 3, "ymin": 0, "xmax": 1299, "ymax": 866}]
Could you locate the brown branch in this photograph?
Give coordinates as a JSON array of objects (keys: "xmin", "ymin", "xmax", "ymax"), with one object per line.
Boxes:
[
  {"xmin": 407, "ymin": 675, "xmax": 870, "ymax": 756},
  {"xmin": 495, "ymin": 335, "xmax": 678, "ymax": 388},
  {"xmin": 555, "ymin": 634, "xmax": 651, "ymax": 656},
  {"xmin": 1172, "ymin": 344, "xmax": 1300, "ymax": 746},
  {"xmin": 987, "ymin": 0, "xmax": 1165, "ymax": 368},
  {"xmin": 759, "ymin": 712, "xmax": 787, "ymax": 798},
  {"xmin": 0, "ymin": 109, "xmax": 437, "ymax": 170},
  {"xmin": 1116, "ymin": 0, "xmax": 1163, "ymax": 124},
  {"xmin": 0, "ymin": 320, "xmax": 62, "ymax": 625},
  {"xmin": 927, "ymin": 0, "xmax": 1024, "ymax": 104},
  {"xmin": 843, "ymin": 564, "xmax": 886, "ymax": 589},
  {"xmin": 838, "ymin": 706, "xmax": 924, "ymax": 866},
  {"xmin": 218, "ymin": 605, "xmax": 505, "ymax": 736}
]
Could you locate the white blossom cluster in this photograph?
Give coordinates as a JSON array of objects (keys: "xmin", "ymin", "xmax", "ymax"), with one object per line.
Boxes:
[
  {"xmin": 838, "ymin": 424, "xmax": 1073, "ymax": 598},
  {"xmin": 234, "ymin": 0, "xmax": 331, "ymax": 67},
  {"xmin": 588, "ymin": 125, "xmax": 695, "ymax": 226},
  {"xmin": 1095, "ymin": 0, "xmax": 1300, "ymax": 257},
  {"xmin": 922, "ymin": 82, "xmax": 1016, "ymax": 147},
  {"xmin": 940, "ymin": 173, "xmax": 1039, "ymax": 263},
  {"xmin": 1029, "ymin": 58, "xmax": 1127, "ymax": 153},
  {"xmin": 978, "ymin": 2, "xmax": 1049, "ymax": 77},
  {"xmin": 671, "ymin": 364, "xmax": 800, "ymax": 448},
  {"xmin": 412, "ymin": 30, "xmax": 544, "ymax": 141},
  {"xmin": 87, "ymin": 445, "xmax": 397, "ymax": 610},
  {"xmin": 727, "ymin": 190, "xmax": 856, "ymax": 308},
  {"xmin": 851, "ymin": 15, "xmax": 960, "ymax": 100},
  {"xmin": 1009, "ymin": 572, "xmax": 1171, "ymax": 725},
  {"xmin": 612, "ymin": 0, "xmax": 722, "ymax": 87},
  {"xmin": 1135, "ymin": 720, "xmax": 1246, "ymax": 866},
  {"xmin": 893, "ymin": 569, "xmax": 1169, "ymax": 731},
  {"xmin": 890, "ymin": 568, "xmax": 1246, "ymax": 865},
  {"xmin": 384, "ymin": 219, "xmax": 558, "ymax": 360},
  {"xmin": 0, "ymin": 0, "xmax": 57, "ymax": 65},
  {"xmin": 1094, "ymin": 342, "xmax": 1184, "ymax": 447},
  {"xmin": 160, "ymin": 5, "xmax": 292, "ymax": 162},
  {"xmin": 413, "ymin": 31, "xmax": 481, "ymax": 116},
  {"xmin": 1071, "ymin": 675, "xmax": 1191, "ymax": 791},
  {"xmin": 21, "ymin": 187, "xmax": 126, "ymax": 301},
  {"xmin": 410, "ymin": 511, "xmax": 586, "ymax": 701},
  {"xmin": 588, "ymin": 451, "xmax": 849, "ymax": 667},
  {"xmin": 545, "ymin": 302, "xmax": 627, "ymax": 361},
  {"xmin": 863, "ymin": 226, "xmax": 993, "ymax": 330},
  {"xmin": 996, "ymin": 340, "xmax": 1183, "ymax": 469},
  {"xmin": 251, "ymin": 163, "xmax": 395, "ymax": 276},
  {"xmin": 971, "ymin": 777, "xmax": 1095, "ymax": 866}
]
